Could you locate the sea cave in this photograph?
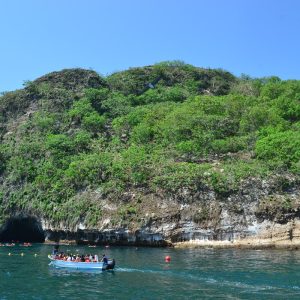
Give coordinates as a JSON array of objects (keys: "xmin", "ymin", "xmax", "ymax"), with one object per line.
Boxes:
[{"xmin": 0, "ymin": 216, "xmax": 45, "ymax": 242}]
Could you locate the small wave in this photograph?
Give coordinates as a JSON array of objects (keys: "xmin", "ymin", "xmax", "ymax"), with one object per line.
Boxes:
[
  {"xmin": 117, "ymin": 267, "xmax": 229, "ymax": 286},
  {"xmin": 116, "ymin": 267, "xmax": 167, "ymax": 275},
  {"xmin": 115, "ymin": 267, "xmax": 140, "ymax": 273},
  {"xmin": 116, "ymin": 267, "xmax": 300, "ymax": 293}
]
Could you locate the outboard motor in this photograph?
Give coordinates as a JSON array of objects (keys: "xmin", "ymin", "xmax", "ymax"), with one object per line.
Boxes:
[{"xmin": 103, "ymin": 259, "xmax": 115, "ymax": 270}]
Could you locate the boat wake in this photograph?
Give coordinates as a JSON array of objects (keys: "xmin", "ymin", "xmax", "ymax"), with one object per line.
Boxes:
[{"xmin": 115, "ymin": 267, "xmax": 300, "ymax": 294}]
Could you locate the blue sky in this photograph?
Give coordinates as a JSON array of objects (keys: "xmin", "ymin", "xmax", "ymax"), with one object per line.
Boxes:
[{"xmin": 1, "ymin": 0, "xmax": 300, "ymax": 92}]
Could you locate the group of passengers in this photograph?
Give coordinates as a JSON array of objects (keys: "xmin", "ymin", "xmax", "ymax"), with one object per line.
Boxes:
[{"xmin": 53, "ymin": 252, "xmax": 108, "ymax": 263}]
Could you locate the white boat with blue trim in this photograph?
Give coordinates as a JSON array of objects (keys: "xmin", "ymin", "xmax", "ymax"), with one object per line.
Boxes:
[{"xmin": 48, "ymin": 255, "xmax": 115, "ymax": 271}]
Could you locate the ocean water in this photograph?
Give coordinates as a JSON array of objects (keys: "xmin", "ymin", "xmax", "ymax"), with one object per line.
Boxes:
[{"xmin": 0, "ymin": 244, "xmax": 300, "ymax": 299}]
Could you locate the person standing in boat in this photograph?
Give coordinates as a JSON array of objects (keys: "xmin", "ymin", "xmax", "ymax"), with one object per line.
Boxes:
[
  {"xmin": 52, "ymin": 244, "xmax": 59, "ymax": 255},
  {"xmin": 101, "ymin": 254, "xmax": 108, "ymax": 264}
]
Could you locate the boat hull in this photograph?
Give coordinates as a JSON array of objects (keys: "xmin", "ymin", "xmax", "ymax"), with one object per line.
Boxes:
[{"xmin": 49, "ymin": 256, "xmax": 115, "ymax": 270}]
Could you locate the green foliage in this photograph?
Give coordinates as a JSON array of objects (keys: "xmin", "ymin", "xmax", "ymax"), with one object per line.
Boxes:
[
  {"xmin": 0, "ymin": 89, "xmax": 32, "ymax": 120},
  {"xmin": 208, "ymin": 171, "xmax": 235, "ymax": 196},
  {"xmin": 101, "ymin": 92, "xmax": 132, "ymax": 117},
  {"xmin": 119, "ymin": 204, "xmax": 137, "ymax": 220},
  {"xmin": 0, "ymin": 144, "xmax": 9, "ymax": 174},
  {"xmin": 46, "ymin": 134, "xmax": 74, "ymax": 154},
  {"xmin": 69, "ymin": 97, "xmax": 106, "ymax": 134},
  {"xmin": 82, "ymin": 112, "xmax": 106, "ymax": 133},
  {"xmin": 230, "ymin": 77, "xmax": 261, "ymax": 96},
  {"xmin": 120, "ymin": 145, "xmax": 152, "ymax": 185},
  {"xmin": 1, "ymin": 64, "xmax": 299, "ymax": 226},
  {"xmin": 239, "ymin": 105, "xmax": 285, "ymax": 134},
  {"xmin": 73, "ymin": 130, "xmax": 92, "ymax": 151},
  {"xmin": 64, "ymin": 153, "xmax": 112, "ymax": 189},
  {"xmin": 32, "ymin": 112, "xmax": 57, "ymax": 133},
  {"xmin": 132, "ymin": 85, "xmax": 191, "ymax": 105},
  {"xmin": 68, "ymin": 97, "xmax": 94, "ymax": 121},
  {"xmin": 84, "ymin": 88, "xmax": 110, "ymax": 112},
  {"xmin": 152, "ymin": 162, "xmax": 211, "ymax": 193},
  {"xmin": 210, "ymin": 136, "xmax": 248, "ymax": 154},
  {"xmin": 255, "ymin": 129, "xmax": 300, "ymax": 169}
]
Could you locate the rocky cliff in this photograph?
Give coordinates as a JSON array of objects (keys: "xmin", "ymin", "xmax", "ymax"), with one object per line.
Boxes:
[{"xmin": 1, "ymin": 173, "xmax": 299, "ymax": 248}]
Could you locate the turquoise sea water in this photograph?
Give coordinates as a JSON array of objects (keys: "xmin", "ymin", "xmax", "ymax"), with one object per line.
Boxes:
[{"xmin": 0, "ymin": 244, "xmax": 300, "ymax": 299}]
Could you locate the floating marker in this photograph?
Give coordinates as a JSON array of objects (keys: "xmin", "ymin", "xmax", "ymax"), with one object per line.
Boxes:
[
  {"xmin": 165, "ymin": 255, "xmax": 171, "ymax": 262},
  {"xmin": 34, "ymin": 254, "xmax": 37, "ymax": 257},
  {"xmin": 8, "ymin": 253, "xmax": 11, "ymax": 256},
  {"xmin": 21, "ymin": 253, "xmax": 24, "ymax": 256}
]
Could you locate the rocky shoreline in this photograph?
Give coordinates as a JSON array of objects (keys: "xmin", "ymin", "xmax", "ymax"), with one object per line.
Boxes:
[
  {"xmin": 41, "ymin": 218, "xmax": 300, "ymax": 249},
  {"xmin": 174, "ymin": 239, "xmax": 300, "ymax": 250},
  {"xmin": 1, "ymin": 175, "xmax": 299, "ymax": 248}
]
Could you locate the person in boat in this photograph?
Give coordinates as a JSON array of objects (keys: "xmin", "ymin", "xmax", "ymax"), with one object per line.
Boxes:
[
  {"xmin": 101, "ymin": 254, "xmax": 108, "ymax": 264},
  {"xmin": 75, "ymin": 255, "xmax": 80, "ymax": 262},
  {"xmin": 52, "ymin": 252, "xmax": 104, "ymax": 263},
  {"xmin": 52, "ymin": 244, "xmax": 60, "ymax": 255}
]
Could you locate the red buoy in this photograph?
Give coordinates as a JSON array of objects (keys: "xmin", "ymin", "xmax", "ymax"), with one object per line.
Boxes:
[{"xmin": 165, "ymin": 255, "xmax": 171, "ymax": 262}]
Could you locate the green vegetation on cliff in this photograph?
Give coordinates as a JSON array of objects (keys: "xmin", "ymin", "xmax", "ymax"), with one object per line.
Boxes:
[{"xmin": 0, "ymin": 62, "xmax": 299, "ymax": 226}]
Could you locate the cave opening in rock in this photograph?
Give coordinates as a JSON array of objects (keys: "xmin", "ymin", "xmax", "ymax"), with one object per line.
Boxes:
[{"xmin": 0, "ymin": 216, "xmax": 45, "ymax": 242}]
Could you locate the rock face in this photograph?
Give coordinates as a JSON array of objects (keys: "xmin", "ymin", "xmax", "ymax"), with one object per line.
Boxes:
[{"xmin": 1, "ymin": 175, "xmax": 299, "ymax": 248}]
